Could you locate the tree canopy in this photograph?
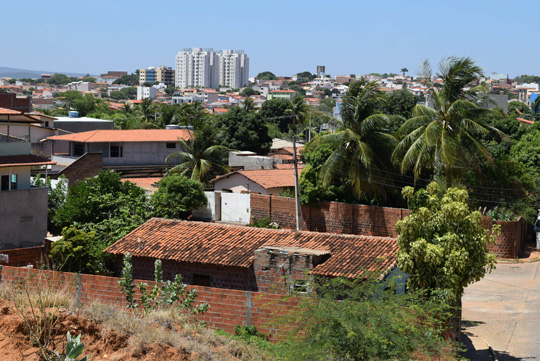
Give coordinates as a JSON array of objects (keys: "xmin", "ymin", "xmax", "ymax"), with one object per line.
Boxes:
[
  {"xmin": 396, "ymin": 183, "xmax": 497, "ymax": 302},
  {"xmin": 151, "ymin": 175, "xmax": 207, "ymax": 219},
  {"xmin": 256, "ymin": 71, "xmax": 277, "ymax": 80},
  {"xmin": 216, "ymin": 106, "xmax": 272, "ymax": 155}
]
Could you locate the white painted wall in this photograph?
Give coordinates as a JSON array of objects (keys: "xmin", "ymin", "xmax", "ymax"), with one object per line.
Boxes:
[
  {"xmin": 192, "ymin": 191, "xmax": 220, "ymax": 221},
  {"xmin": 221, "ymin": 192, "xmax": 251, "ymax": 224},
  {"xmin": 214, "ymin": 173, "xmax": 268, "ymax": 195}
]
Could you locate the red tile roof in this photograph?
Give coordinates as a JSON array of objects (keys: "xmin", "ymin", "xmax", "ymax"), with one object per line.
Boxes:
[
  {"xmin": 46, "ymin": 129, "xmax": 193, "ymax": 143},
  {"xmin": 0, "ymin": 154, "xmax": 56, "ymax": 168},
  {"xmin": 104, "ymin": 218, "xmax": 397, "ymax": 278},
  {"xmin": 212, "ymin": 168, "xmax": 297, "ymax": 189},
  {"xmin": 121, "ymin": 177, "xmax": 162, "ymax": 190},
  {"xmin": 0, "ymin": 107, "xmax": 23, "ymax": 115}
]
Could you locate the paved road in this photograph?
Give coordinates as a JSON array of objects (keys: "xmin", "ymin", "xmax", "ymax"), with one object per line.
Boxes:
[{"xmin": 462, "ymin": 261, "xmax": 540, "ymax": 360}]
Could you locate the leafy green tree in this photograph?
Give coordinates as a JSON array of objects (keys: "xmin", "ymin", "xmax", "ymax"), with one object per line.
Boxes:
[
  {"xmin": 400, "ymin": 67, "xmax": 409, "ymax": 76},
  {"xmin": 216, "ymin": 106, "xmax": 272, "ymax": 154},
  {"xmin": 307, "ymin": 77, "xmax": 399, "ymax": 199},
  {"xmin": 393, "ymin": 57, "xmax": 506, "ymax": 185},
  {"xmin": 166, "ymin": 120, "xmax": 230, "ymax": 183},
  {"xmin": 256, "ymin": 71, "xmax": 277, "ymax": 80},
  {"xmin": 300, "ymin": 143, "xmax": 355, "ymax": 205},
  {"xmin": 109, "ymin": 87, "xmax": 137, "ymax": 100},
  {"xmin": 508, "ymin": 100, "xmax": 531, "ymax": 118},
  {"xmin": 72, "ymin": 94, "xmax": 98, "ymax": 117},
  {"xmin": 276, "ymin": 275, "xmax": 454, "ymax": 360},
  {"xmin": 295, "ymin": 71, "xmax": 316, "ymax": 82},
  {"xmin": 260, "ymin": 98, "xmax": 293, "ymax": 134},
  {"xmin": 396, "ymin": 183, "xmax": 497, "ymax": 302},
  {"xmin": 165, "ymin": 85, "xmax": 177, "ymax": 95},
  {"xmin": 513, "ymin": 74, "xmax": 540, "ymax": 84},
  {"xmin": 240, "ymin": 87, "xmax": 260, "ymax": 97},
  {"xmin": 383, "ymin": 89, "xmax": 417, "ymax": 122},
  {"xmin": 49, "ymin": 227, "xmax": 109, "ymax": 274},
  {"xmin": 151, "ymin": 175, "xmax": 207, "ymax": 219},
  {"xmin": 112, "ymin": 73, "xmax": 139, "ymax": 86},
  {"xmin": 317, "ymin": 98, "xmax": 336, "ymax": 114},
  {"xmin": 47, "ymin": 73, "xmax": 78, "ymax": 85},
  {"xmin": 53, "ymin": 171, "xmax": 151, "ymax": 244}
]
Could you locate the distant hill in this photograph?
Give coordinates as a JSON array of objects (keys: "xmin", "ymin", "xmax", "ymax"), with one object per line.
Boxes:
[{"xmin": 0, "ymin": 66, "xmax": 89, "ymax": 78}]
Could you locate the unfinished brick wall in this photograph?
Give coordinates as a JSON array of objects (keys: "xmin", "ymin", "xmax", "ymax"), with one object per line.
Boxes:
[
  {"xmin": 0, "ymin": 266, "xmax": 297, "ymax": 336},
  {"xmin": 253, "ymin": 247, "xmax": 328, "ymax": 294},
  {"xmin": 481, "ymin": 217, "xmax": 526, "ymax": 259},
  {"xmin": 250, "ymin": 195, "xmax": 525, "ymax": 257},
  {"xmin": 0, "ymin": 244, "xmax": 49, "ymax": 268},
  {"xmin": 112, "ymin": 256, "xmax": 258, "ymax": 291},
  {"xmin": 250, "ymin": 194, "xmax": 409, "ymax": 237}
]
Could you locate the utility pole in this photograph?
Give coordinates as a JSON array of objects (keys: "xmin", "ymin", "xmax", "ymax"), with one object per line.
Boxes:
[
  {"xmin": 308, "ymin": 113, "xmax": 312, "ymax": 142},
  {"xmin": 292, "ymin": 135, "xmax": 302, "ymax": 231}
]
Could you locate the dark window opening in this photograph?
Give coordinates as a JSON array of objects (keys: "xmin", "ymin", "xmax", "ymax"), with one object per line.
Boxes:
[
  {"xmin": 166, "ymin": 142, "xmax": 176, "ymax": 149},
  {"xmin": 292, "ymin": 280, "xmax": 309, "ymax": 293},
  {"xmin": 110, "ymin": 145, "xmax": 123, "ymax": 157},
  {"xmin": 73, "ymin": 143, "xmax": 85, "ymax": 157},
  {"xmin": 1, "ymin": 175, "xmax": 9, "ymax": 191},
  {"xmin": 193, "ymin": 274, "xmax": 211, "ymax": 287}
]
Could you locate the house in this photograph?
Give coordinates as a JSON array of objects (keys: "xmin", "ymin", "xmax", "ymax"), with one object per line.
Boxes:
[
  {"xmin": 104, "ymin": 218, "xmax": 398, "ymax": 293},
  {"xmin": 46, "ymin": 129, "xmax": 193, "ymax": 168},
  {"xmin": 266, "ymin": 89, "xmax": 298, "ymax": 101},
  {"xmin": 0, "ymin": 108, "xmax": 55, "ymax": 250},
  {"xmin": 211, "ymin": 168, "xmax": 298, "ymax": 195}
]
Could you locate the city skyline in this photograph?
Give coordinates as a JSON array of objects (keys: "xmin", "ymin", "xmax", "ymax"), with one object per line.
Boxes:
[{"xmin": 1, "ymin": 0, "xmax": 538, "ymax": 78}]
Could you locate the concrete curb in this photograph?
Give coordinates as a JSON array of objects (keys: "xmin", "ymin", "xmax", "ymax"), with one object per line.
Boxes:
[{"xmin": 476, "ymin": 334, "xmax": 498, "ymax": 361}]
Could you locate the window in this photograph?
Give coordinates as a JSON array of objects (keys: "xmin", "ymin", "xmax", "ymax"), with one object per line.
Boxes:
[
  {"xmin": 73, "ymin": 143, "xmax": 85, "ymax": 157},
  {"xmin": 11, "ymin": 174, "xmax": 17, "ymax": 190},
  {"xmin": 192, "ymin": 274, "xmax": 211, "ymax": 287},
  {"xmin": 110, "ymin": 145, "xmax": 123, "ymax": 157},
  {"xmin": 166, "ymin": 143, "xmax": 176, "ymax": 149}
]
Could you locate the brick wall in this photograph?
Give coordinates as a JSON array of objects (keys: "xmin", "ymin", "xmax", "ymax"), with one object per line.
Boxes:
[
  {"xmin": 0, "ymin": 265, "xmax": 296, "ymax": 336},
  {"xmin": 0, "ymin": 241, "xmax": 51, "ymax": 267},
  {"xmin": 250, "ymin": 195, "xmax": 526, "ymax": 258},
  {"xmin": 112, "ymin": 256, "xmax": 258, "ymax": 291},
  {"xmin": 0, "ymin": 93, "xmax": 31, "ymax": 112},
  {"xmin": 482, "ymin": 217, "xmax": 526, "ymax": 258},
  {"xmin": 57, "ymin": 152, "xmax": 103, "ymax": 187},
  {"xmin": 251, "ymin": 194, "xmax": 409, "ymax": 237}
]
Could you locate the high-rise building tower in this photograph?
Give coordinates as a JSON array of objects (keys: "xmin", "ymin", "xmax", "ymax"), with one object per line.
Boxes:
[
  {"xmin": 175, "ymin": 48, "xmax": 249, "ymax": 89},
  {"xmin": 175, "ymin": 48, "xmax": 219, "ymax": 88},
  {"xmin": 218, "ymin": 50, "xmax": 249, "ymax": 89}
]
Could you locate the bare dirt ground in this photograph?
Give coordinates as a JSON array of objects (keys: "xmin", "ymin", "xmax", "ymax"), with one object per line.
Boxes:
[{"xmin": 0, "ymin": 303, "xmax": 255, "ymax": 361}]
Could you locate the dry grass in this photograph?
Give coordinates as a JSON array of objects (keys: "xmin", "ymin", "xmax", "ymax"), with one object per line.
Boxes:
[
  {"xmin": 0, "ymin": 277, "xmax": 272, "ymax": 361},
  {"xmin": 79, "ymin": 301, "xmax": 272, "ymax": 360}
]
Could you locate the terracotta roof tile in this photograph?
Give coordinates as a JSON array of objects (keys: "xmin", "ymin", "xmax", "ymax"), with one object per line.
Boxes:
[
  {"xmin": 104, "ymin": 219, "xmax": 398, "ymax": 278},
  {"xmin": 212, "ymin": 168, "xmax": 298, "ymax": 189},
  {"xmin": 0, "ymin": 107, "xmax": 23, "ymax": 115},
  {"xmin": 0, "ymin": 154, "xmax": 56, "ymax": 168},
  {"xmin": 46, "ymin": 129, "xmax": 193, "ymax": 143}
]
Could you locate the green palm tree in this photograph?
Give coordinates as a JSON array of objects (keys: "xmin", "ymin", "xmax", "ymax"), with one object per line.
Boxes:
[
  {"xmin": 393, "ymin": 56, "xmax": 507, "ymax": 185},
  {"xmin": 307, "ymin": 78, "xmax": 400, "ymax": 198},
  {"xmin": 165, "ymin": 121, "xmax": 230, "ymax": 183}
]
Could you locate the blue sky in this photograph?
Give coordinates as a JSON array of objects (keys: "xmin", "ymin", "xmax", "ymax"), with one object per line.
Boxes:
[{"xmin": 2, "ymin": 0, "xmax": 537, "ymax": 77}]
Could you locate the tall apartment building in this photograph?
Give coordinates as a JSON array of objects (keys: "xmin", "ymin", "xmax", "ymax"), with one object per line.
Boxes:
[
  {"xmin": 218, "ymin": 50, "xmax": 249, "ymax": 89},
  {"xmin": 139, "ymin": 66, "xmax": 175, "ymax": 86},
  {"xmin": 175, "ymin": 48, "xmax": 219, "ymax": 89},
  {"xmin": 175, "ymin": 48, "xmax": 249, "ymax": 89}
]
